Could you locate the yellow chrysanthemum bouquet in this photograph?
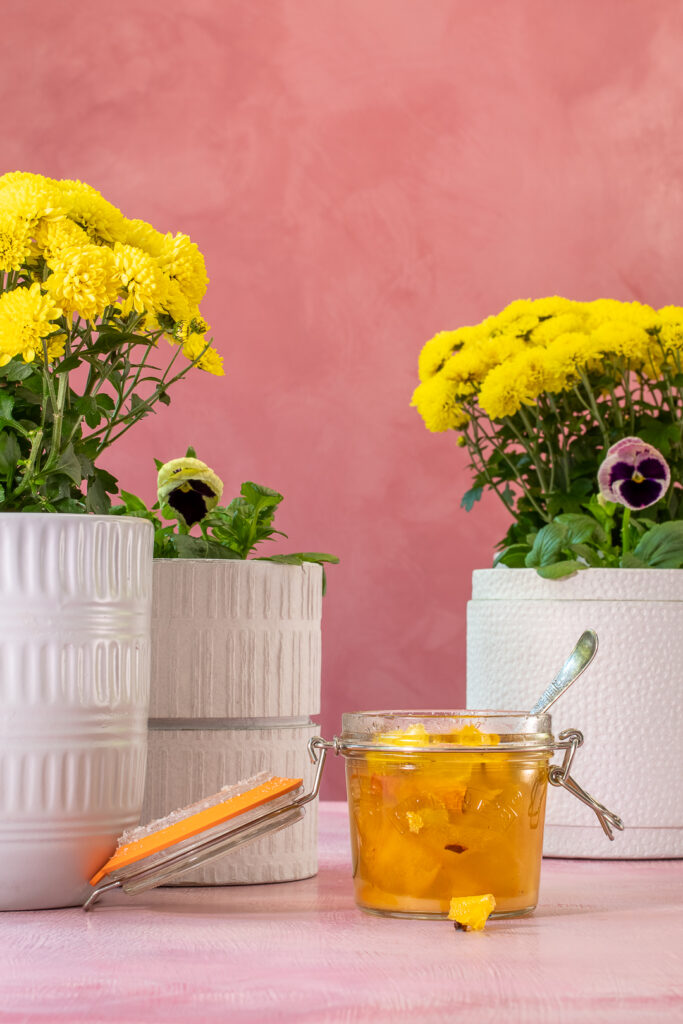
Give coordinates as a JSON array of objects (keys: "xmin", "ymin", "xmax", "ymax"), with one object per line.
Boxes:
[
  {"xmin": 0, "ymin": 171, "xmax": 223, "ymax": 512},
  {"xmin": 413, "ymin": 297, "xmax": 683, "ymax": 574}
]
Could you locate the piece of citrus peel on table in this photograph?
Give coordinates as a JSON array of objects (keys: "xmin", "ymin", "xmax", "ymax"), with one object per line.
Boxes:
[
  {"xmin": 448, "ymin": 894, "xmax": 497, "ymax": 931},
  {"xmin": 89, "ymin": 772, "xmax": 303, "ymax": 887}
]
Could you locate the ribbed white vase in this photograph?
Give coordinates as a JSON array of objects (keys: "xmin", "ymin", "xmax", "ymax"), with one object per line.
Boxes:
[
  {"xmin": 467, "ymin": 568, "xmax": 683, "ymax": 859},
  {"xmin": 0, "ymin": 514, "xmax": 153, "ymax": 910},
  {"xmin": 145, "ymin": 560, "xmax": 322, "ymax": 883}
]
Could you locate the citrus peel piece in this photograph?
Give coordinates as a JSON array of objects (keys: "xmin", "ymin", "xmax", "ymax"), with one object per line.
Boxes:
[{"xmin": 448, "ymin": 893, "xmax": 496, "ymax": 931}]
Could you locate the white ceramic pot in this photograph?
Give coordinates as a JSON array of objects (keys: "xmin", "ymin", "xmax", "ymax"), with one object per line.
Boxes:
[
  {"xmin": 145, "ymin": 559, "xmax": 322, "ymax": 883},
  {"xmin": 0, "ymin": 513, "xmax": 153, "ymax": 910},
  {"xmin": 467, "ymin": 568, "xmax": 683, "ymax": 858}
]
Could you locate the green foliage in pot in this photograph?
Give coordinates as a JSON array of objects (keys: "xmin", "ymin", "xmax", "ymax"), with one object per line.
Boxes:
[
  {"xmin": 0, "ymin": 172, "xmax": 222, "ymax": 513},
  {"xmin": 413, "ymin": 297, "xmax": 683, "ymax": 574},
  {"xmin": 112, "ymin": 449, "xmax": 339, "ymax": 591}
]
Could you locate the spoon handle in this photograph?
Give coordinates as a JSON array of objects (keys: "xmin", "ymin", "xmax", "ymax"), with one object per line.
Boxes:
[{"xmin": 529, "ymin": 629, "xmax": 599, "ymax": 716}]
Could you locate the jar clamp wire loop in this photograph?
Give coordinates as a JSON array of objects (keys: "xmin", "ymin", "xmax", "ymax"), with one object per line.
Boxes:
[{"xmin": 547, "ymin": 729, "xmax": 624, "ymax": 840}]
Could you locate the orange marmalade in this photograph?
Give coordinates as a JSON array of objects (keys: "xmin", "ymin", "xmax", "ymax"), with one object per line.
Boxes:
[{"xmin": 342, "ymin": 713, "xmax": 551, "ymax": 919}]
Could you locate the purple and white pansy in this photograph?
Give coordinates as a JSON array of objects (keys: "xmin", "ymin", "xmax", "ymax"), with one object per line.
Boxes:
[{"xmin": 598, "ymin": 437, "xmax": 671, "ymax": 511}]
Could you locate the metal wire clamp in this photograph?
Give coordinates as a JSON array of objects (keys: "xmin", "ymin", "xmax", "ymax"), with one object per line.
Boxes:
[
  {"xmin": 83, "ymin": 737, "xmax": 332, "ymax": 911},
  {"xmin": 548, "ymin": 729, "xmax": 624, "ymax": 840}
]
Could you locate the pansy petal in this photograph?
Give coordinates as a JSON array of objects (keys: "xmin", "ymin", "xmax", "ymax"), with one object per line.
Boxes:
[
  {"xmin": 597, "ymin": 454, "xmax": 621, "ymax": 500},
  {"xmin": 608, "ymin": 461, "xmax": 633, "ymax": 485},
  {"xmin": 636, "ymin": 456, "xmax": 670, "ymax": 482},
  {"xmin": 604, "ymin": 436, "xmax": 645, "ymax": 459},
  {"xmin": 614, "ymin": 477, "xmax": 666, "ymax": 510}
]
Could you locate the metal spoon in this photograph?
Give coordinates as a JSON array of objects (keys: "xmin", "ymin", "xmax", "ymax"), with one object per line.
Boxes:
[{"xmin": 529, "ymin": 629, "xmax": 599, "ymax": 716}]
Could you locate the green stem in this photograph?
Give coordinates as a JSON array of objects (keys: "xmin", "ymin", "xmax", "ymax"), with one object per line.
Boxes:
[
  {"xmin": 8, "ymin": 428, "xmax": 44, "ymax": 500},
  {"xmin": 621, "ymin": 506, "xmax": 632, "ymax": 557},
  {"xmin": 578, "ymin": 370, "xmax": 610, "ymax": 449},
  {"xmin": 474, "ymin": 413, "xmax": 549, "ymax": 521},
  {"xmin": 41, "ymin": 367, "xmax": 69, "ymax": 473}
]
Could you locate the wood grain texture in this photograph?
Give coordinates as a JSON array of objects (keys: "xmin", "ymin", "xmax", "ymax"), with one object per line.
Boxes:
[{"xmin": 0, "ymin": 803, "xmax": 681, "ymax": 1022}]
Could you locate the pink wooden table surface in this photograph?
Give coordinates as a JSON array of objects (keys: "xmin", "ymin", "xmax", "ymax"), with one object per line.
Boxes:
[{"xmin": 0, "ymin": 802, "xmax": 681, "ymax": 1024}]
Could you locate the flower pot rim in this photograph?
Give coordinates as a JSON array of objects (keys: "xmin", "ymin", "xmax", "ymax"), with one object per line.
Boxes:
[
  {"xmin": 0, "ymin": 511, "xmax": 153, "ymax": 528},
  {"xmin": 153, "ymin": 557, "xmax": 321, "ymax": 569},
  {"xmin": 471, "ymin": 565, "xmax": 683, "ymax": 601}
]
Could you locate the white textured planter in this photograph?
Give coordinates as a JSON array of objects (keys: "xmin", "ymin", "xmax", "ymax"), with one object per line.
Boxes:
[
  {"xmin": 145, "ymin": 560, "xmax": 322, "ymax": 883},
  {"xmin": 467, "ymin": 568, "xmax": 683, "ymax": 859},
  {"xmin": 0, "ymin": 514, "xmax": 153, "ymax": 910}
]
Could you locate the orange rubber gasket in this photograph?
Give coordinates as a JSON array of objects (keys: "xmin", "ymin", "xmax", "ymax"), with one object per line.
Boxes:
[{"xmin": 89, "ymin": 776, "xmax": 303, "ymax": 887}]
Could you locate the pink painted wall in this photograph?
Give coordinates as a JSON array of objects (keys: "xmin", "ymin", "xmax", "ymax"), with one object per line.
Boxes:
[{"xmin": 3, "ymin": 1, "xmax": 683, "ymax": 797}]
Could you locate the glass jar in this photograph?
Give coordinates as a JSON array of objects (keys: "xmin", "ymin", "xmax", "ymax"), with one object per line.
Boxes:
[{"xmin": 340, "ymin": 710, "xmax": 558, "ymax": 919}]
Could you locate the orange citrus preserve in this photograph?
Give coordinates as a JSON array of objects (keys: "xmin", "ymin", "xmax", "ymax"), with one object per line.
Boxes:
[{"xmin": 345, "ymin": 724, "xmax": 549, "ymax": 918}]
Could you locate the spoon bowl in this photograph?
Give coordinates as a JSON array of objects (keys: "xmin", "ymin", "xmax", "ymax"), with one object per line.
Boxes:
[{"xmin": 529, "ymin": 629, "xmax": 598, "ymax": 716}]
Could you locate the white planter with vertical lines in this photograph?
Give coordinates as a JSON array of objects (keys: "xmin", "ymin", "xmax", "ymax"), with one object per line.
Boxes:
[
  {"xmin": 145, "ymin": 560, "xmax": 322, "ymax": 883},
  {"xmin": 0, "ymin": 514, "xmax": 153, "ymax": 910}
]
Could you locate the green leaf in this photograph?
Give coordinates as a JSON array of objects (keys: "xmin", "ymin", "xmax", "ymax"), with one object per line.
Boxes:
[
  {"xmin": 493, "ymin": 543, "xmax": 530, "ymax": 568},
  {"xmin": 240, "ymin": 481, "xmax": 283, "ymax": 508},
  {"xmin": 185, "ymin": 446, "xmax": 197, "ymax": 458},
  {"xmin": 0, "ymin": 431, "xmax": 21, "ymax": 473},
  {"xmin": 258, "ymin": 553, "xmax": 305, "ymax": 567},
  {"xmin": 153, "ymin": 457, "xmax": 164, "ymax": 471},
  {"xmin": 119, "ymin": 489, "xmax": 149, "ymax": 513},
  {"xmin": 95, "ymin": 393, "xmax": 116, "ymax": 413},
  {"xmin": 0, "ymin": 483, "xmax": 4, "ymax": 504},
  {"xmin": 555, "ymin": 512, "xmax": 608, "ymax": 546},
  {"xmin": 53, "ymin": 444, "xmax": 83, "ymax": 486},
  {"xmin": 52, "ymin": 497, "xmax": 86, "ymax": 514},
  {"xmin": 620, "ymin": 551, "xmax": 648, "ymax": 568},
  {"xmin": 86, "ymin": 468, "xmax": 119, "ymax": 514},
  {"xmin": 53, "ymin": 354, "xmax": 83, "ymax": 374},
  {"xmin": 461, "ymin": 486, "xmax": 483, "ymax": 512},
  {"xmin": 632, "ymin": 521, "xmax": 683, "ymax": 568},
  {"xmin": 74, "ymin": 395, "xmax": 102, "ymax": 429},
  {"xmin": 0, "ymin": 394, "xmax": 15, "ymax": 421},
  {"xmin": 174, "ymin": 533, "xmax": 240, "ymax": 559},
  {"xmin": 524, "ymin": 523, "xmax": 569, "ymax": 567},
  {"xmin": 5, "ymin": 360, "xmax": 35, "ymax": 381},
  {"xmin": 536, "ymin": 560, "xmax": 585, "ymax": 579},
  {"xmin": 567, "ymin": 542, "xmax": 603, "ymax": 567},
  {"xmin": 263, "ymin": 552, "xmax": 339, "ymax": 566}
]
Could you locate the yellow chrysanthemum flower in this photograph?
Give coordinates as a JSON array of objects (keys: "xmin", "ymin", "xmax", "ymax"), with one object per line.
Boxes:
[
  {"xmin": 0, "ymin": 172, "xmax": 66, "ymax": 226},
  {"xmin": 45, "ymin": 242, "xmax": 120, "ymax": 320},
  {"xmin": 181, "ymin": 331, "xmax": 224, "ymax": 376},
  {"xmin": 158, "ymin": 232, "xmax": 209, "ymax": 306},
  {"xmin": 57, "ymin": 178, "xmax": 127, "ymax": 244},
  {"xmin": 585, "ymin": 298, "xmax": 658, "ymax": 332},
  {"xmin": 441, "ymin": 335, "xmax": 525, "ymax": 389},
  {"xmin": 0, "ymin": 212, "xmax": 32, "ymax": 271},
  {"xmin": 543, "ymin": 331, "xmax": 602, "ymax": 379},
  {"xmin": 122, "ymin": 218, "xmax": 166, "ymax": 257},
  {"xmin": 478, "ymin": 349, "xmax": 557, "ymax": 420},
  {"xmin": 590, "ymin": 321, "xmax": 651, "ymax": 367},
  {"xmin": 113, "ymin": 242, "xmax": 169, "ymax": 316},
  {"xmin": 411, "ymin": 373, "xmax": 470, "ymax": 432},
  {"xmin": 493, "ymin": 298, "xmax": 536, "ymax": 325},
  {"xmin": 526, "ymin": 296, "xmax": 578, "ymax": 319},
  {"xmin": 32, "ymin": 216, "xmax": 89, "ymax": 262},
  {"xmin": 0, "ymin": 172, "xmax": 67, "ymax": 271},
  {"xmin": 657, "ymin": 304, "xmax": 683, "ymax": 325},
  {"xmin": 0, "ymin": 283, "xmax": 64, "ymax": 366},
  {"xmin": 163, "ymin": 278, "xmax": 192, "ymax": 325},
  {"xmin": 418, "ymin": 330, "xmax": 459, "ymax": 382},
  {"xmin": 531, "ymin": 311, "xmax": 587, "ymax": 345}
]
